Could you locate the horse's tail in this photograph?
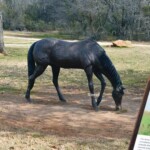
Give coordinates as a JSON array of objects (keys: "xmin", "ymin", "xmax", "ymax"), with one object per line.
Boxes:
[{"xmin": 27, "ymin": 42, "xmax": 36, "ymax": 77}]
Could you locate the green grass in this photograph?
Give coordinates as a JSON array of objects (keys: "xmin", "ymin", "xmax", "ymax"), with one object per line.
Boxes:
[{"xmin": 139, "ymin": 111, "xmax": 150, "ymax": 135}]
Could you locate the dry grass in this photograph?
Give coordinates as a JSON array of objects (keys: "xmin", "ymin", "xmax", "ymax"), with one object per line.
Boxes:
[{"xmin": 0, "ymin": 123, "xmax": 128, "ymax": 150}]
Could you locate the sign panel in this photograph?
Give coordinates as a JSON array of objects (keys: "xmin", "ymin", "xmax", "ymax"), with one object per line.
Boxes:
[{"xmin": 129, "ymin": 78, "xmax": 150, "ymax": 150}]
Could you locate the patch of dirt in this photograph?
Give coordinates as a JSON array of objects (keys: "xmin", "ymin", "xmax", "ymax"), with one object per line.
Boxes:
[{"xmin": 0, "ymin": 86, "xmax": 143, "ymax": 140}]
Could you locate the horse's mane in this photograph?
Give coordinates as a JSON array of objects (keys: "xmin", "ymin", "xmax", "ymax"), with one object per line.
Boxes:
[{"xmin": 100, "ymin": 53, "xmax": 122, "ymax": 88}]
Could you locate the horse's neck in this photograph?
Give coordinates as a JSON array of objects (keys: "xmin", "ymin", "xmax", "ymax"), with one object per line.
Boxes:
[
  {"xmin": 100, "ymin": 52, "xmax": 122, "ymax": 89},
  {"xmin": 105, "ymin": 67, "xmax": 121, "ymax": 89},
  {"xmin": 109, "ymin": 74, "xmax": 121, "ymax": 89},
  {"xmin": 101, "ymin": 58, "xmax": 122, "ymax": 89}
]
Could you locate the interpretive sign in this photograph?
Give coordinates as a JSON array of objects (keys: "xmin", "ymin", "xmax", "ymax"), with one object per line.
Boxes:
[{"xmin": 129, "ymin": 78, "xmax": 150, "ymax": 150}]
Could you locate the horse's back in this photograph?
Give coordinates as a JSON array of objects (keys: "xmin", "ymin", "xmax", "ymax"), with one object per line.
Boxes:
[{"xmin": 32, "ymin": 38, "xmax": 105, "ymax": 69}]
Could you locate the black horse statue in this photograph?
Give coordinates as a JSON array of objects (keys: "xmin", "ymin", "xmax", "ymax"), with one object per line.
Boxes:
[{"xmin": 25, "ymin": 38, "xmax": 125, "ymax": 111}]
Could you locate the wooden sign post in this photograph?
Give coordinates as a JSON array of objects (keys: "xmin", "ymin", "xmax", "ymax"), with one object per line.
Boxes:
[{"xmin": 129, "ymin": 78, "xmax": 150, "ymax": 150}]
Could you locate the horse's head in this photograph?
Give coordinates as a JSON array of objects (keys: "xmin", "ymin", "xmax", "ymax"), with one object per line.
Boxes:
[{"xmin": 112, "ymin": 85, "xmax": 125, "ymax": 111}]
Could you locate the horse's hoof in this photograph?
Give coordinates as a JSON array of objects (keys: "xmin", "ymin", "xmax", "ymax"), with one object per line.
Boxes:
[
  {"xmin": 27, "ymin": 99, "xmax": 32, "ymax": 103},
  {"xmin": 60, "ymin": 99, "xmax": 67, "ymax": 103},
  {"xmin": 96, "ymin": 98, "xmax": 102, "ymax": 106},
  {"xmin": 92, "ymin": 103, "xmax": 99, "ymax": 111},
  {"xmin": 94, "ymin": 106, "xmax": 99, "ymax": 112},
  {"xmin": 26, "ymin": 99, "xmax": 32, "ymax": 103},
  {"xmin": 97, "ymin": 101, "xmax": 100, "ymax": 106},
  {"xmin": 25, "ymin": 96, "xmax": 32, "ymax": 103},
  {"xmin": 60, "ymin": 100, "xmax": 67, "ymax": 104},
  {"xmin": 62, "ymin": 100, "xmax": 66, "ymax": 103}
]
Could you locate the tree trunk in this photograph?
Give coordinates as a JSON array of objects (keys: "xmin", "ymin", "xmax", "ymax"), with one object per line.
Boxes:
[{"xmin": 0, "ymin": 11, "xmax": 4, "ymax": 53}]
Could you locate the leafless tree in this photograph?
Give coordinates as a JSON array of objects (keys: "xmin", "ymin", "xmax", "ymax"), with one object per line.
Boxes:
[{"xmin": 0, "ymin": 11, "xmax": 4, "ymax": 53}]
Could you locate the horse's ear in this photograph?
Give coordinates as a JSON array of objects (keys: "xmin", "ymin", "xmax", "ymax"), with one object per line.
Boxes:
[
  {"xmin": 116, "ymin": 86, "xmax": 121, "ymax": 92},
  {"xmin": 116, "ymin": 85, "xmax": 125, "ymax": 92},
  {"xmin": 122, "ymin": 85, "xmax": 126, "ymax": 90}
]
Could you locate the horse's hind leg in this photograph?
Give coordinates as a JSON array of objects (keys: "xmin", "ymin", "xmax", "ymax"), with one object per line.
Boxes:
[
  {"xmin": 84, "ymin": 66, "xmax": 98, "ymax": 111},
  {"xmin": 25, "ymin": 65, "xmax": 47, "ymax": 102},
  {"xmin": 94, "ymin": 71, "xmax": 106, "ymax": 106},
  {"xmin": 51, "ymin": 66, "xmax": 66, "ymax": 102}
]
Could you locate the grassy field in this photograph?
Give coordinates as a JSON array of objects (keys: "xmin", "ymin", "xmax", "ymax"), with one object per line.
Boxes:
[
  {"xmin": 1, "ymin": 31, "xmax": 150, "ymax": 94},
  {"xmin": 139, "ymin": 111, "xmax": 150, "ymax": 136},
  {"xmin": 0, "ymin": 31, "xmax": 150, "ymax": 150}
]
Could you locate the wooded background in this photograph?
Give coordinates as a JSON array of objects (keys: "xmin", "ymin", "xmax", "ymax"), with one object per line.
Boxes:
[{"xmin": 0, "ymin": 0, "xmax": 150, "ymax": 40}]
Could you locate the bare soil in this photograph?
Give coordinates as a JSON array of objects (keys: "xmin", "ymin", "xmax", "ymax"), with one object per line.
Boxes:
[{"xmin": 0, "ymin": 86, "xmax": 143, "ymax": 141}]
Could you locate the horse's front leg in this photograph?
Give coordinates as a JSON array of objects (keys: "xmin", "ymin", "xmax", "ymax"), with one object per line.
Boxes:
[
  {"xmin": 94, "ymin": 71, "xmax": 106, "ymax": 106},
  {"xmin": 51, "ymin": 66, "xmax": 66, "ymax": 102},
  {"xmin": 85, "ymin": 66, "xmax": 98, "ymax": 111}
]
